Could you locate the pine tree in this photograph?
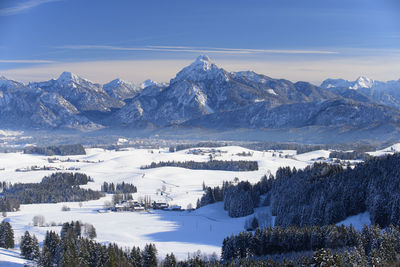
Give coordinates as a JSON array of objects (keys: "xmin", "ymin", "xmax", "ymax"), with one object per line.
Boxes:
[
  {"xmin": 163, "ymin": 253, "xmax": 177, "ymax": 267},
  {"xmin": 74, "ymin": 221, "xmax": 82, "ymax": 238},
  {"xmin": 42, "ymin": 231, "xmax": 60, "ymax": 265},
  {"xmin": 20, "ymin": 231, "xmax": 39, "ymax": 260},
  {"xmin": 20, "ymin": 231, "xmax": 32, "ymax": 260},
  {"xmin": 39, "ymin": 245, "xmax": 53, "ymax": 267},
  {"xmin": 0, "ymin": 220, "xmax": 13, "ymax": 249},
  {"xmin": 129, "ymin": 246, "xmax": 142, "ymax": 267},
  {"xmin": 4, "ymin": 221, "xmax": 14, "ymax": 249},
  {"xmin": 31, "ymin": 235, "xmax": 40, "ymax": 261},
  {"xmin": 142, "ymin": 243, "xmax": 157, "ymax": 267}
]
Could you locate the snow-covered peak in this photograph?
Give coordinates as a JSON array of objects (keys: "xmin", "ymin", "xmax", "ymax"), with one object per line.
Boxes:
[
  {"xmin": 320, "ymin": 78, "xmax": 352, "ymax": 89},
  {"xmin": 105, "ymin": 78, "xmax": 134, "ymax": 88},
  {"xmin": 56, "ymin": 72, "xmax": 97, "ymax": 87},
  {"xmin": 351, "ymin": 76, "xmax": 374, "ymax": 89},
  {"xmin": 57, "ymin": 71, "xmax": 81, "ymax": 83},
  {"xmin": 140, "ymin": 79, "xmax": 159, "ymax": 89},
  {"xmin": 234, "ymin": 71, "xmax": 269, "ymax": 84},
  {"xmin": 0, "ymin": 76, "xmax": 24, "ymax": 89},
  {"xmin": 171, "ymin": 55, "xmax": 227, "ymax": 83},
  {"xmin": 192, "ymin": 55, "xmax": 212, "ymax": 70}
]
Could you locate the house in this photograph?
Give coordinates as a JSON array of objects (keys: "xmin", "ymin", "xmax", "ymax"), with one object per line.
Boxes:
[
  {"xmin": 165, "ymin": 205, "xmax": 183, "ymax": 211},
  {"xmin": 152, "ymin": 202, "xmax": 169, "ymax": 210}
]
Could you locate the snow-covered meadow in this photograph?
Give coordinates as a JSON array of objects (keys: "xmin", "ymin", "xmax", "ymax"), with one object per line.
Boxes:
[{"xmin": 0, "ymin": 144, "xmax": 386, "ymax": 262}]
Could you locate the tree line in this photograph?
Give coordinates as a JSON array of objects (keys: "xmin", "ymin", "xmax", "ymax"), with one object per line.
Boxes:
[
  {"xmin": 243, "ymin": 142, "xmax": 377, "ymax": 154},
  {"xmin": 141, "ymin": 160, "xmax": 258, "ymax": 172},
  {"xmin": 197, "ymin": 176, "xmax": 273, "ymax": 217},
  {"xmin": 169, "ymin": 142, "xmax": 228, "ymax": 152},
  {"xmin": 222, "ymin": 224, "xmax": 400, "ymax": 266},
  {"xmin": 1, "ymin": 215, "xmax": 399, "ymax": 266},
  {"xmin": 23, "ymin": 144, "xmax": 86, "ymax": 156},
  {"xmin": 197, "ymin": 153, "xmax": 400, "ymax": 227},
  {"xmin": 270, "ymin": 154, "xmax": 400, "ymax": 227},
  {"xmin": 0, "ymin": 173, "xmax": 103, "ymax": 210},
  {"xmin": 101, "ymin": 181, "xmax": 137, "ymax": 194},
  {"xmin": 329, "ymin": 150, "xmax": 371, "ymax": 160}
]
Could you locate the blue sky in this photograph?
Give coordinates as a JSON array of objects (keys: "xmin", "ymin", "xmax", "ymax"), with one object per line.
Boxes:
[{"xmin": 0, "ymin": 0, "xmax": 399, "ymax": 84}]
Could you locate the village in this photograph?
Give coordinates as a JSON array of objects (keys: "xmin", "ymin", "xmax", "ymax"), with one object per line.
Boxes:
[{"xmin": 102, "ymin": 199, "xmax": 184, "ymax": 213}]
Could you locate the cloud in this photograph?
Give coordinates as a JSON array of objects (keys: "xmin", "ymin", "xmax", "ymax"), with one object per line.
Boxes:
[
  {"xmin": 0, "ymin": 59, "xmax": 55, "ymax": 63},
  {"xmin": 56, "ymin": 45, "xmax": 338, "ymax": 55},
  {"xmin": 0, "ymin": 0, "xmax": 61, "ymax": 16}
]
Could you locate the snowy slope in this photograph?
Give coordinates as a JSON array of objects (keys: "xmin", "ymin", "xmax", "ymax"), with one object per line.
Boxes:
[
  {"xmin": 336, "ymin": 212, "xmax": 371, "ymax": 230},
  {"xmin": 0, "ymin": 248, "xmax": 30, "ymax": 266},
  {"xmin": 0, "ymin": 145, "xmax": 310, "ymax": 259}
]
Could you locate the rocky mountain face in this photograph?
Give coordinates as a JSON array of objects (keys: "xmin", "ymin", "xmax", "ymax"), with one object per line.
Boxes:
[
  {"xmin": 182, "ymin": 99, "xmax": 400, "ymax": 129},
  {"xmin": 321, "ymin": 77, "xmax": 400, "ymax": 109},
  {"xmin": 103, "ymin": 78, "xmax": 141, "ymax": 100},
  {"xmin": 114, "ymin": 55, "xmax": 337, "ymax": 126},
  {"xmin": 0, "ymin": 76, "xmax": 97, "ymax": 129},
  {"xmin": 29, "ymin": 72, "xmax": 125, "ymax": 112},
  {"xmin": 1, "ymin": 56, "xmax": 400, "ymax": 136}
]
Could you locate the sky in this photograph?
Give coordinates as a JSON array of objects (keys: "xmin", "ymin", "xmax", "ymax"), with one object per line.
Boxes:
[{"xmin": 0, "ymin": 0, "xmax": 399, "ymax": 85}]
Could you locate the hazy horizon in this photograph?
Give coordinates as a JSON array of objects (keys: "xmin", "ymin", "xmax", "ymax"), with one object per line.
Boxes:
[{"xmin": 1, "ymin": 0, "xmax": 399, "ymax": 84}]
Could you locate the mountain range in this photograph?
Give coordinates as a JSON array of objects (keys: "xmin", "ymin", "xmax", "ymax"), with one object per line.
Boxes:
[{"xmin": 1, "ymin": 55, "xmax": 400, "ymax": 141}]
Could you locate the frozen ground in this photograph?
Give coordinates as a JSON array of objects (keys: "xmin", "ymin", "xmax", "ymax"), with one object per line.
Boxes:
[
  {"xmin": 0, "ymin": 248, "xmax": 29, "ymax": 266},
  {"xmin": 0, "ymin": 144, "xmax": 384, "ymax": 260},
  {"xmin": 336, "ymin": 212, "xmax": 371, "ymax": 230},
  {"xmin": 0, "ymin": 146, "xmax": 308, "ymax": 208},
  {"xmin": 5, "ymin": 199, "xmax": 273, "ymax": 260}
]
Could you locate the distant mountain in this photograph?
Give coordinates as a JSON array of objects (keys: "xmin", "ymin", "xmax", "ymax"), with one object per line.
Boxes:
[
  {"xmin": 0, "ymin": 76, "xmax": 99, "ymax": 129},
  {"xmin": 2, "ymin": 56, "xmax": 400, "ymax": 142},
  {"xmin": 321, "ymin": 76, "xmax": 400, "ymax": 109},
  {"xmin": 114, "ymin": 55, "xmax": 337, "ymax": 126},
  {"xmin": 182, "ymin": 98, "xmax": 400, "ymax": 129},
  {"xmin": 29, "ymin": 72, "xmax": 124, "ymax": 112},
  {"xmin": 140, "ymin": 79, "xmax": 167, "ymax": 89},
  {"xmin": 103, "ymin": 78, "xmax": 141, "ymax": 100}
]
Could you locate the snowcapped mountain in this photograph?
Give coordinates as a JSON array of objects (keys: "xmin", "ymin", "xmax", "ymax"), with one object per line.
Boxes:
[
  {"xmin": 182, "ymin": 98, "xmax": 400, "ymax": 129},
  {"xmin": 140, "ymin": 79, "xmax": 167, "ymax": 89},
  {"xmin": 321, "ymin": 77, "xmax": 400, "ymax": 109},
  {"xmin": 0, "ymin": 76, "xmax": 98, "ymax": 129},
  {"xmin": 321, "ymin": 76, "xmax": 373, "ymax": 90},
  {"xmin": 30, "ymin": 72, "xmax": 124, "ymax": 112},
  {"xmin": 2, "ymin": 56, "xmax": 400, "ymax": 137},
  {"xmin": 114, "ymin": 55, "xmax": 337, "ymax": 126},
  {"xmin": 103, "ymin": 78, "xmax": 141, "ymax": 100}
]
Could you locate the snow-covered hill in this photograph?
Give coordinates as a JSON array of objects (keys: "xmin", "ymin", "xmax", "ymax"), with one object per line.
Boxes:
[{"xmin": 0, "ymin": 145, "xmax": 307, "ymax": 259}]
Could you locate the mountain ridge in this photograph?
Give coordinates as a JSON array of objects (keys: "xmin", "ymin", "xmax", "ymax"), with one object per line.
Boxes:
[{"xmin": 1, "ymin": 56, "xmax": 400, "ymax": 143}]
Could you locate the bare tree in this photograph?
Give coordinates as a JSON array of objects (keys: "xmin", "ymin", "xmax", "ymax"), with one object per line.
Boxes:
[
  {"xmin": 143, "ymin": 195, "xmax": 152, "ymax": 210},
  {"xmin": 32, "ymin": 215, "xmax": 45, "ymax": 227},
  {"xmin": 84, "ymin": 223, "xmax": 97, "ymax": 239},
  {"xmin": 103, "ymin": 200, "xmax": 113, "ymax": 209}
]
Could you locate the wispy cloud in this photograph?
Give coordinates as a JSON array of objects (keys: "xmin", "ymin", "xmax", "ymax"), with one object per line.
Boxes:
[
  {"xmin": 56, "ymin": 45, "xmax": 338, "ymax": 55},
  {"xmin": 0, "ymin": 59, "xmax": 55, "ymax": 63},
  {"xmin": 0, "ymin": 0, "xmax": 61, "ymax": 16},
  {"xmin": 2, "ymin": 55, "xmax": 400, "ymax": 85}
]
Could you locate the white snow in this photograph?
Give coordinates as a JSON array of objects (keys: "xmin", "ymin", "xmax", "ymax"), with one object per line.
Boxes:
[
  {"xmin": 336, "ymin": 212, "xmax": 371, "ymax": 230},
  {"xmin": 0, "ymin": 248, "xmax": 30, "ymax": 266},
  {"xmin": 294, "ymin": 150, "xmax": 331, "ymax": 162},
  {"xmin": 367, "ymin": 142, "xmax": 400, "ymax": 157},
  {"xmin": 0, "ymin": 145, "xmax": 310, "ymax": 259},
  {"xmin": 140, "ymin": 79, "xmax": 159, "ymax": 89}
]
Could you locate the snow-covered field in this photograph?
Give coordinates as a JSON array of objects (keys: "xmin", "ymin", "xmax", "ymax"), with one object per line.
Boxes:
[{"xmin": 0, "ymin": 145, "xmax": 378, "ymax": 261}]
